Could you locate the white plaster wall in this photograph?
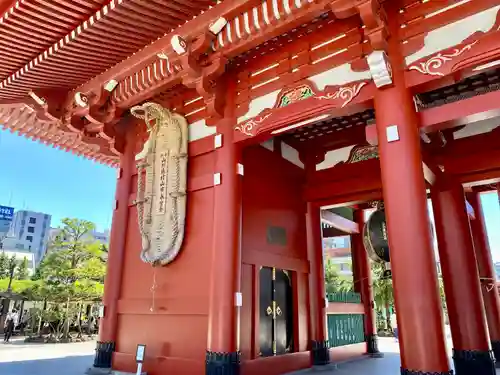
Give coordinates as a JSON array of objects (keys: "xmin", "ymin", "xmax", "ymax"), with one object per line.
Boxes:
[
  {"xmin": 316, "ymin": 146, "xmax": 355, "ymax": 171},
  {"xmin": 406, "ymin": 5, "xmax": 500, "ymax": 65}
]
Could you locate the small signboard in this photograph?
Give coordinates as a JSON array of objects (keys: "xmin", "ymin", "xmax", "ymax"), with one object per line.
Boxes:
[
  {"xmin": 136, "ymin": 344, "xmax": 146, "ymax": 363},
  {"xmin": 0, "ymin": 206, "xmax": 14, "ymax": 221},
  {"xmin": 0, "ymin": 206, "xmax": 14, "ymax": 237},
  {"xmin": 135, "ymin": 344, "xmax": 146, "ymax": 375}
]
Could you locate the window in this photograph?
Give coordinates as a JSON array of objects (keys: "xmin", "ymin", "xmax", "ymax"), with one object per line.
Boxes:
[
  {"xmin": 26, "ymin": 235, "xmax": 33, "ymax": 242},
  {"xmin": 27, "ymin": 226, "xmax": 35, "ymax": 233},
  {"xmin": 29, "ymin": 217, "xmax": 36, "ymax": 224}
]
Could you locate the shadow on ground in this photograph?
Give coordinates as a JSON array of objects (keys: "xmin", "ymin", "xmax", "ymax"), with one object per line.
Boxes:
[
  {"xmin": 0, "ymin": 355, "xmax": 93, "ymax": 375},
  {"xmin": 333, "ymin": 353, "xmax": 401, "ymax": 374}
]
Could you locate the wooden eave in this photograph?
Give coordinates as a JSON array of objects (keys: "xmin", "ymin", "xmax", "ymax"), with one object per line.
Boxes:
[
  {"xmin": 100, "ymin": 0, "xmax": 500, "ymax": 110},
  {"xmin": 0, "ymin": 0, "xmax": 499, "ymax": 164},
  {"xmin": 0, "ymin": 0, "xmax": 223, "ymax": 165}
]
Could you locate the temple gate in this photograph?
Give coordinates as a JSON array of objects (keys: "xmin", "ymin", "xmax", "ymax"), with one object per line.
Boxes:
[{"xmin": 1, "ymin": 1, "xmax": 500, "ymax": 375}]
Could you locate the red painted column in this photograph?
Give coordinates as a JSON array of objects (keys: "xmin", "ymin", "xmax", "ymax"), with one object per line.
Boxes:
[
  {"xmin": 468, "ymin": 190, "xmax": 500, "ymax": 362},
  {"xmin": 431, "ymin": 180, "xmax": 495, "ymax": 374},
  {"xmin": 93, "ymin": 123, "xmax": 135, "ymax": 369},
  {"xmin": 374, "ymin": 6, "xmax": 450, "ymax": 374},
  {"xmin": 206, "ymin": 118, "xmax": 243, "ymax": 374},
  {"xmin": 305, "ymin": 201, "xmax": 329, "ymax": 365},
  {"xmin": 351, "ymin": 209, "xmax": 382, "ymax": 357}
]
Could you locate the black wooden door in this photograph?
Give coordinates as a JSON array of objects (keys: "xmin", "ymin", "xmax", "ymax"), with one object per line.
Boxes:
[
  {"xmin": 259, "ymin": 267, "xmax": 274, "ymax": 357},
  {"xmin": 275, "ymin": 269, "xmax": 293, "ymax": 355},
  {"xmin": 259, "ymin": 267, "xmax": 293, "ymax": 357}
]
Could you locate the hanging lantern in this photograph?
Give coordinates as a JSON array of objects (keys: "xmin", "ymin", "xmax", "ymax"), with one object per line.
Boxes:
[{"xmin": 363, "ymin": 209, "xmax": 390, "ymax": 263}]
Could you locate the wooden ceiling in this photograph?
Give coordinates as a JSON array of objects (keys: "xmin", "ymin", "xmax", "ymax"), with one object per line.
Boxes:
[{"xmin": 0, "ymin": 0, "xmax": 218, "ymax": 101}]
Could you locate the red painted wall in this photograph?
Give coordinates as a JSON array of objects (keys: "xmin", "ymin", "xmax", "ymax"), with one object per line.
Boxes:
[
  {"xmin": 239, "ymin": 144, "xmax": 311, "ymax": 375},
  {"xmin": 112, "ymin": 148, "xmax": 216, "ymax": 375},
  {"xmin": 111, "ymin": 140, "xmax": 365, "ymax": 375}
]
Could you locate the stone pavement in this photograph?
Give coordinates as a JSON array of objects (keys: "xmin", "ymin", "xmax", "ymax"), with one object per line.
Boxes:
[
  {"xmin": 0, "ymin": 335, "xmax": 497, "ymax": 375},
  {"xmin": 0, "ymin": 337, "xmax": 94, "ymax": 375},
  {"xmin": 288, "ymin": 337, "xmax": 500, "ymax": 375}
]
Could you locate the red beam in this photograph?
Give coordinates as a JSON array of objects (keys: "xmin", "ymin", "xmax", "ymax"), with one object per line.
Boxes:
[
  {"xmin": 419, "ymin": 90, "xmax": 500, "ymax": 133},
  {"xmin": 444, "ymin": 149, "xmax": 500, "ymax": 184},
  {"xmin": 366, "ymin": 91, "xmax": 500, "ymax": 143},
  {"xmin": 311, "ymin": 158, "xmax": 380, "ymax": 184},
  {"xmin": 322, "ymin": 227, "xmax": 346, "ymax": 238},
  {"xmin": 314, "ymin": 190, "xmax": 383, "ymax": 209},
  {"xmin": 305, "ymin": 172, "xmax": 381, "ymax": 202},
  {"xmin": 0, "ymin": 1, "xmax": 15, "ymax": 18},
  {"xmin": 405, "ymin": 27, "xmax": 500, "ymax": 89},
  {"xmin": 320, "ymin": 210, "xmax": 359, "ymax": 234}
]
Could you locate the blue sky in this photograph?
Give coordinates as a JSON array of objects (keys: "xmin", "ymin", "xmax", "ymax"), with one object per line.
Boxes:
[
  {"xmin": 428, "ymin": 192, "xmax": 500, "ymax": 262},
  {"xmin": 0, "ymin": 129, "xmax": 116, "ymax": 231},
  {"xmin": 471, "ymin": 192, "xmax": 500, "ymax": 262}
]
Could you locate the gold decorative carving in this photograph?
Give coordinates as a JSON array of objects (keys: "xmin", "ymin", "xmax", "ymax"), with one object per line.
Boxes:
[
  {"xmin": 408, "ymin": 41, "xmax": 478, "ymax": 76},
  {"xmin": 235, "ymin": 114, "xmax": 271, "ymax": 137},
  {"xmin": 315, "ymin": 82, "xmax": 367, "ymax": 107}
]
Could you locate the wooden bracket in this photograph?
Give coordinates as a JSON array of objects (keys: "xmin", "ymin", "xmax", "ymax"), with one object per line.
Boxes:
[{"xmin": 330, "ymin": 0, "xmax": 389, "ymax": 53}]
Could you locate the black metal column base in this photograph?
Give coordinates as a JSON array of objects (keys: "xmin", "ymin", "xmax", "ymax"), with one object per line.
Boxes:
[
  {"xmin": 93, "ymin": 341, "xmax": 115, "ymax": 369},
  {"xmin": 453, "ymin": 348, "xmax": 495, "ymax": 375},
  {"xmin": 311, "ymin": 340, "xmax": 330, "ymax": 366},
  {"xmin": 401, "ymin": 368, "xmax": 453, "ymax": 375},
  {"xmin": 366, "ymin": 334, "xmax": 384, "ymax": 358},
  {"xmin": 491, "ymin": 340, "xmax": 500, "ymax": 367},
  {"xmin": 206, "ymin": 351, "xmax": 240, "ymax": 375}
]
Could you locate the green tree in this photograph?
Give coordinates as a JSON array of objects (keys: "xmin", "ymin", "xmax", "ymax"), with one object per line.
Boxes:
[
  {"xmin": 372, "ymin": 262, "xmax": 394, "ymax": 330},
  {"xmin": 0, "ymin": 251, "xmax": 8, "ymax": 278},
  {"xmin": 16, "ymin": 256, "xmax": 29, "ymax": 280},
  {"xmin": 35, "ymin": 218, "xmax": 105, "ymax": 340},
  {"xmin": 324, "ymin": 259, "xmax": 354, "ymax": 294},
  {"xmin": 7, "ymin": 255, "xmax": 16, "ymax": 277}
]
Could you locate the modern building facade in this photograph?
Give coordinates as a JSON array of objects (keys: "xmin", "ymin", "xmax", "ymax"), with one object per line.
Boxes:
[
  {"xmin": 8, "ymin": 210, "xmax": 51, "ymax": 264},
  {"xmin": 323, "ymin": 236, "xmax": 352, "ymax": 276}
]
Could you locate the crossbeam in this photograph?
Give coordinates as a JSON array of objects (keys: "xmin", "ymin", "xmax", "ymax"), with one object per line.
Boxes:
[
  {"xmin": 320, "ymin": 210, "xmax": 359, "ymax": 234},
  {"xmin": 366, "ymin": 90, "xmax": 500, "ymax": 144}
]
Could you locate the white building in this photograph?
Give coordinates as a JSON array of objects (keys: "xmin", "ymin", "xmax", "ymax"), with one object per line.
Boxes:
[
  {"xmin": 0, "ymin": 249, "xmax": 36, "ymax": 276},
  {"xmin": 8, "ymin": 210, "xmax": 51, "ymax": 265},
  {"xmin": 1, "ymin": 236, "xmax": 32, "ymax": 251},
  {"xmin": 323, "ymin": 235, "xmax": 352, "ymax": 276}
]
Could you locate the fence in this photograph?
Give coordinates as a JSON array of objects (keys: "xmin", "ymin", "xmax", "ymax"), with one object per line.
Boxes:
[
  {"xmin": 326, "ymin": 292, "xmax": 361, "ymax": 304},
  {"xmin": 327, "ymin": 313, "xmax": 365, "ymax": 348}
]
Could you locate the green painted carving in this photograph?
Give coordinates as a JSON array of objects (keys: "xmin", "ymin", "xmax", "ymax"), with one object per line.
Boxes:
[
  {"xmin": 278, "ymin": 85, "xmax": 314, "ymax": 107},
  {"xmin": 346, "ymin": 145, "xmax": 379, "ymax": 164}
]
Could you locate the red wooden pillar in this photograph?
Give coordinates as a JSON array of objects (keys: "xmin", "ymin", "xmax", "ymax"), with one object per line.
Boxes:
[
  {"xmin": 432, "ymin": 180, "xmax": 495, "ymax": 375},
  {"xmin": 305, "ymin": 201, "xmax": 329, "ymax": 366},
  {"xmin": 351, "ymin": 209, "xmax": 382, "ymax": 357},
  {"xmin": 92, "ymin": 123, "xmax": 135, "ymax": 369},
  {"xmin": 468, "ymin": 190, "xmax": 500, "ymax": 363},
  {"xmin": 206, "ymin": 119, "xmax": 243, "ymax": 374},
  {"xmin": 374, "ymin": 6, "xmax": 450, "ymax": 374}
]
